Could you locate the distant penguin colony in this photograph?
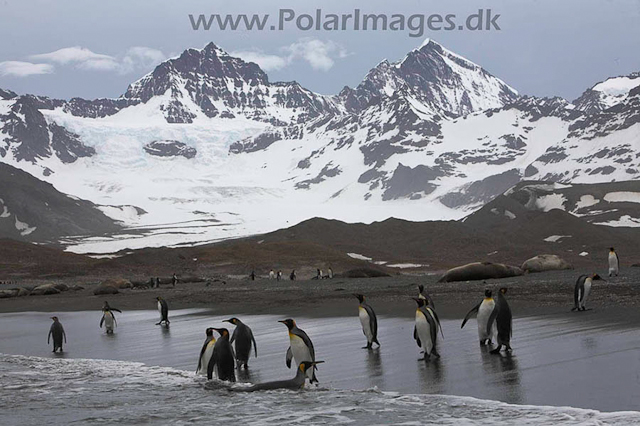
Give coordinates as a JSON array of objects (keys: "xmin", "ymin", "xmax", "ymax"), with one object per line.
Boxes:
[{"xmin": 42, "ymin": 248, "xmax": 621, "ymax": 390}]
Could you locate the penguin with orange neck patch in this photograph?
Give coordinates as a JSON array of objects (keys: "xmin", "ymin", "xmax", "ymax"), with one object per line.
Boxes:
[
  {"xmin": 207, "ymin": 328, "xmax": 236, "ymax": 382},
  {"xmin": 279, "ymin": 319, "xmax": 318, "ymax": 383}
]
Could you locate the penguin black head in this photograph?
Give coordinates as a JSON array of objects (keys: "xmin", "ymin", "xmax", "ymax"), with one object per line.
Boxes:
[
  {"xmin": 499, "ymin": 287, "xmax": 508, "ymax": 295},
  {"xmin": 213, "ymin": 328, "xmax": 229, "ymax": 338},
  {"xmin": 412, "ymin": 297, "xmax": 425, "ymax": 307},
  {"xmin": 352, "ymin": 294, "xmax": 365, "ymax": 303},
  {"xmin": 278, "ymin": 319, "xmax": 296, "ymax": 330},
  {"xmin": 610, "ymin": 247, "xmax": 615, "ymax": 251},
  {"xmin": 418, "ymin": 284, "xmax": 424, "ymax": 293},
  {"xmin": 205, "ymin": 327, "xmax": 214, "ymax": 337},
  {"xmin": 299, "ymin": 360, "xmax": 324, "ymax": 372},
  {"xmin": 223, "ymin": 318, "xmax": 239, "ymax": 325},
  {"xmin": 484, "ymin": 289, "xmax": 492, "ymax": 298},
  {"xmin": 51, "ymin": 316, "xmax": 59, "ymax": 322},
  {"xmin": 156, "ymin": 296, "xmax": 163, "ymax": 301},
  {"xmin": 592, "ymin": 273, "xmax": 603, "ymax": 281}
]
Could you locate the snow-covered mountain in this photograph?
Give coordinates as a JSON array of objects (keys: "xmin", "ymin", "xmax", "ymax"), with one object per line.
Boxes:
[{"xmin": 1, "ymin": 40, "xmax": 639, "ymax": 253}]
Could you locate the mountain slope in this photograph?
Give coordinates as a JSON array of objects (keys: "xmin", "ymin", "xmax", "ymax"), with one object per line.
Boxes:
[
  {"xmin": 0, "ymin": 39, "xmax": 639, "ymax": 253},
  {"xmin": 0, "ymin": 162, "xmax": 121, "ymax": 242}
]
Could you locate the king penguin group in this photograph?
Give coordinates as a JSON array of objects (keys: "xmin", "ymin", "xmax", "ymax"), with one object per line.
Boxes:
[{"xmin": 44, "ymin": 248, "xmax": 624, "ymax": 390}]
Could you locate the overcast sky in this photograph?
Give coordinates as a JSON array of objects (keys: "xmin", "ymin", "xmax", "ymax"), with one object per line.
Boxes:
[{"xmin": 1, "ymin": 0, "xmax": 639, "ymax": 101}]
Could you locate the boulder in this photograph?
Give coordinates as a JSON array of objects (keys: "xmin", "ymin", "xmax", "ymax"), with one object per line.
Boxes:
[
  {"xmin": 11, "ymin": 287, "xmax": 31, "ymax": 296},
  {"xmin": 101, "ymin": 278, "xmax": 132, "ymax": 289},
  {"xmin": 521, "ymin": 254, "xmax": 573, "ymax": 273},
  {"xmin": 53, "ymin": 283, "xmax": 70, "ymax": 292},
  {"xmin": 30, "ymin": 284, "xmax": 61, "ymax": 295},
  {"xmin": 438, "ymin": 262, "xmax": 524, "ymax": 283},
  {"xmin": 93, "ymin": 284, "xmax": 119, "ymax": 295}
]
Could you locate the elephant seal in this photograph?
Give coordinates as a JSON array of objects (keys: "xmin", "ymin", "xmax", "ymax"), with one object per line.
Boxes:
[
  {"xmin": 438, "ymin": 262, "xmax": 523, "ymax": 283},
  {"xmin": 521, "ymin": 254, "xmax": 572, "ymax": 273}
]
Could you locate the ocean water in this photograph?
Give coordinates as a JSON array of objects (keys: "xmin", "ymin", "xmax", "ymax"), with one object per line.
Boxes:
[{"xmin": 1, "ymin": 309, "xmax": 640, "ymax": 425}]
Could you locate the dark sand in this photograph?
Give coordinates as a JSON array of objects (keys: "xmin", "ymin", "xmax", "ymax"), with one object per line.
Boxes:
[{"xmin": 1, "ymin": 268, "xmax": 640, "ymax": 319}]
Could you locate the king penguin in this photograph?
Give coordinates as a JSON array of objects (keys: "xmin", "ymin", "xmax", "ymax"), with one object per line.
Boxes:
[
  {"xmin": 100, "ymin": 308, "xmax": 117, "ymax": 334},
  {"xmin": 608, "ymin": 247, "xmax": 620, "ymax": 277},
  {"xmin": 353, "ymin": 294, "xmax": 380, "ymax": 349},
  {"xmin": 196, "ymin": 327, "xmax": 216, "ymax": 376},
  {"xmin": 490, "ymin": 288, "xmax": 513, "ymax": 354},
  {"xmin": 461, "ymin": 289, "xmax": 498, "ymax": 345},
  {"xmin": 155, "ymin": 296, "xmax": 170, "ymax": 326},
  {"xmin": 412, "ymin": 297, "xmax": 441, "ymax": 361},
  {"xmin": 417, "ymin": 284, "xmax": 435, "ymax": 308},
  {"xmin": 224, "ymin": 317, "xmax": 258, "ymax": 369},
  {"xmin": 48, "ymin": 316, "xmax": 67, "ymax": 353},
  {"xmin": 572, "ymin": 273, "xmax": 603, "ymax": 311},
  {"xmin": 279, "ymin": 319, "xmax": 318, "ymax": 383},
  {"xmin": 207, "ymin": 328, "xmax": 236, "ymax": 382},
  {"xmin": 230, "ymin": 361, "xmax": 324, "ymax": 392},
  {"xmin": 102, "ymin": 301, "xmax": 122, "ymax": 313}
]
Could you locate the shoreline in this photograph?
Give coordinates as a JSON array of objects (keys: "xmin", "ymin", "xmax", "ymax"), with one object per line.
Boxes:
[{"xmin": 2, "ymin": 269, "xmax": 639, "ymax": 319}]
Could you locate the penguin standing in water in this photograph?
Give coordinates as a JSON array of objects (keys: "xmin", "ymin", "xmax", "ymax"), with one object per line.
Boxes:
[
  {"xmin": 230, "ymin": 361, "xmax": 324, "ymax": 392},
  {"xmin": 412, "ymin": 298, "xmax": 441, "ymax": 361},
  {"xmin": 207, "ymin": 328, "xmax": 236, "ymax": 382},
  {"xmin": 48, "ymin": 316, "xmax": 66, "ymax": 353},
  {"xmin": 196, "ymin": 328, "xmax": 216, "ymax": 376},
  {"xmin": 155, "ymin": 296, "xmax": 170, "ymax": 326},
  {"xmin": 461, "ymin": 289, "xmax": 497, "ymax": 345},
  {"xmin": 490, "ymin": 288, "xmax": 513, "ymax": 354},
  {"xmin": 224, "ymin": 317, "xmax": 257, "ymax": 369},
  {"xmin": 353, "ymin": 294, "xmax": 380, "ymax": 349},
  {"xmin": 608, "ymin": 248, "xmax": 620, "ymax": 277},
  {"xmin": 278, "ymin": 319, "xmax": 318, "ymax": 383},
  {"xmin": 417, "ymin": 284, "xmax": 435, "ymax": 308},
  {"xmin": 100, "ymin": 308, "xmax": 117, "ymax": 334},
  {"xmin": 572, "ymin": 273, "xmax": 603, "ymax": 312}
]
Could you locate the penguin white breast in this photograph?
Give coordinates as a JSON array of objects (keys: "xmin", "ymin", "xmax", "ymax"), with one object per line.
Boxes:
[
  {"xmin": 104, "ymin": 313, "xmax": 114, "ymax": 329},
  {"xmin": 290, "ymin": 334, "xmax": 312, "ymax": 363},
  {"xmin": 477, "ymin": 300, "xmax": 496, "ymax": 339},
  {"xmin": 415, "ymin": 311, "xmax": 432, "ymax": 354},
  {"xmin": 582, "ymin": 278, "xmax": 592, "ymax": 304},
  {"xmin": 199, "ymin": 340, "xmax": 216, "ymax": 376},
  {"xmin": 608, "ymin": 253, "xmax": 618, "ymax": 268},
  {"xmin": 359, "ymin": 307, "xmax": 372, "ymax": 339}
]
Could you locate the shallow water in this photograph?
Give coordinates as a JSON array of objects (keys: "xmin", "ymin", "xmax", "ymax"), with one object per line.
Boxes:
[{"xmin": 1, "ymin": 309, "xmax": 640, "ymax": 425}]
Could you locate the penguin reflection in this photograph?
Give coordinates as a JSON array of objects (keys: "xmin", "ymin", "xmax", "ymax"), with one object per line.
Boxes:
[{"xmin": 365, "ymin": 348, "xmax": 384, "ymax": 377}]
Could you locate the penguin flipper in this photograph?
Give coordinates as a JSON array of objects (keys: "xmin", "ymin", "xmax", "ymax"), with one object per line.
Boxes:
[
  {"xmin": 429, "ymin": 307, "xmax": 445, "ymax": 339},
  {"xmin": 461, "ymin": 303, "xmax": 481, "ymax": 329},
  {"xmin": 100, "ymin": 315, "xmax": 104, "ymax": 328},
  {"xmin": 249, "ymin": 328, "xmax": 258, "ymax": 358},
  {"xmin": 285, "ymin": 346, "xmax": 293, "ymax": 369},
  {"xmin": 413, "ymin": 326, "xmax": 421, "ymax": 347},
  {"xmin": 229, "ymin": 328, "xmax": 237, "ymax": 344}
]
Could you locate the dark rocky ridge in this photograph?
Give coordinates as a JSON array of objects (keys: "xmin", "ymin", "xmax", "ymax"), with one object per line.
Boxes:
[{"xmin": 0, "ymin": 163, "xmax": 120, "ymax": 242}]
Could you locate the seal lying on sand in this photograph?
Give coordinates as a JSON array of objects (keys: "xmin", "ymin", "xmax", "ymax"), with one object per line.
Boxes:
[
  {"xmin": 521, "ymin": 254, "xmax": 572, "ymax": 273},
  {"xmin": 438, "ymin": 262, "xmax": 523, "ymax": 283}
]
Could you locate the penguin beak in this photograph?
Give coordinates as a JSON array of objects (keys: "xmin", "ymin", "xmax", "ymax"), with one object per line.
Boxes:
[
  {"xmin": 277, "ymin": 320, "xmax": 286, "ymax": 324},
  {"xmin": 311, "ymin": 361, "xmax": 324, "ymax": 366}
]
